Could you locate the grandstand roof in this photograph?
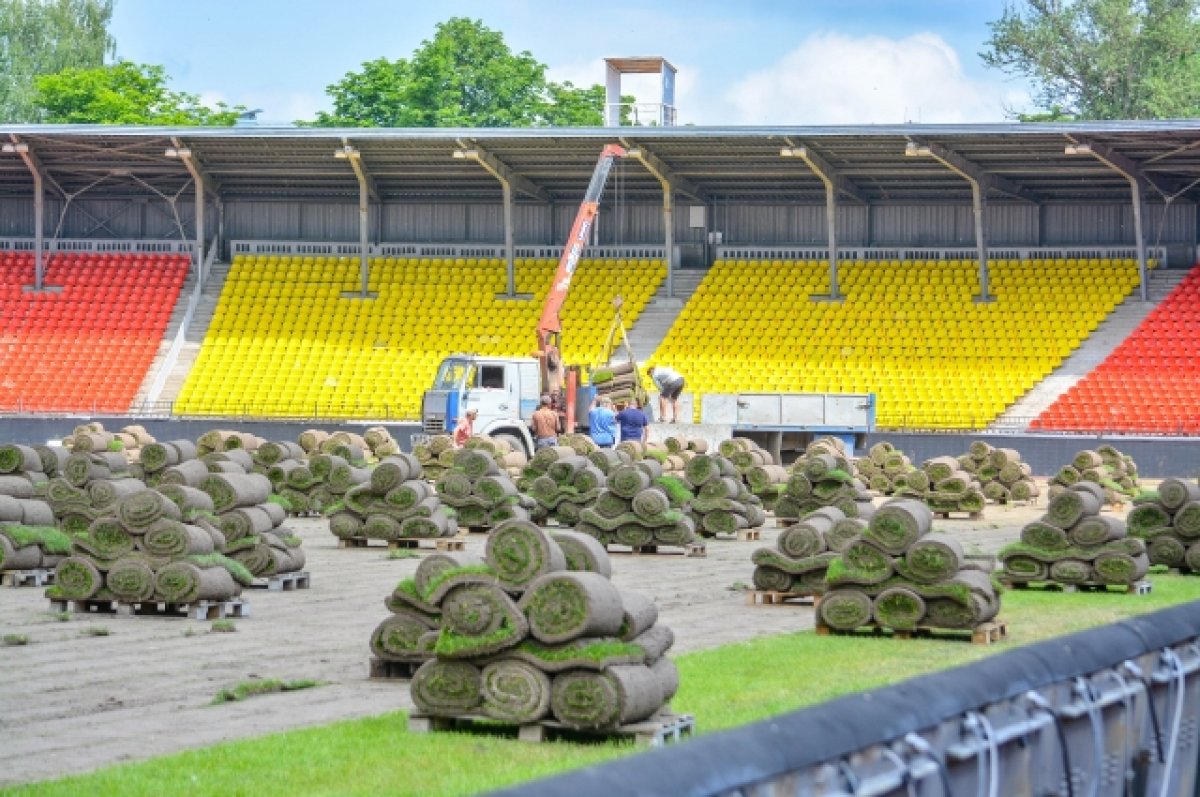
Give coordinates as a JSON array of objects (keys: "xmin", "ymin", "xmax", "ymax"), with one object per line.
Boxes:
[{"xmin": 1, "ymin": 121, "xmax": 1199, "ymax": 205}]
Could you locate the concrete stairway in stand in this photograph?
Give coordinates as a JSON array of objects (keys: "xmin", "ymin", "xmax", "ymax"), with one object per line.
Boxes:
[
  {"xmin": 131, "ymin": 261, "xmax": 230, "ymax": 412},
  {"xmin": 990, "ymin": 267, "xmax": 1191, "ymax": 430},
  {"xmin": 622, "ymin": 269, "xmax": 706, "ymax": 363}
]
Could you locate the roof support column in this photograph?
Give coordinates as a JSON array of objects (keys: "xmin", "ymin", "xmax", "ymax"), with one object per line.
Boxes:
[
  {"xmin": 335, "ymin": 142, "xmax": 377, "ymax": 299},
  {"xmin": 1065, "ymin": 141, "xmax": 1150, "ymax": 301},
  {"xmin": 4, "ymin": 137, "xmax": 57, "ymax": 292},
  {"xmin": 780, "ymin": 143, "xmax": 863, "ymax": 302},
  {"xmin": 454, "ymin": 141, "xmax": 543, "ymax": 300},
  {"xmin": 905, "ymin": 142, "xmax": 995, "ymax": 303}
]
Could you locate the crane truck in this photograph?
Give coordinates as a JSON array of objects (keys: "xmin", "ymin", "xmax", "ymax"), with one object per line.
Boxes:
[{"xmin": 420, "ymin": 144, "xmax": 640, "ymax": 458}]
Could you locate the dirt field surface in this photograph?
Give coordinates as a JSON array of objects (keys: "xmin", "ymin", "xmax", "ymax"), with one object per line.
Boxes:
[{"xmin": 0, "ymin": 492, "xmax": 1115, "ymax": 787}]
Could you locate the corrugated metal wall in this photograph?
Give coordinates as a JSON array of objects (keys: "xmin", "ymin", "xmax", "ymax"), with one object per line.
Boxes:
[{"xmin": 1, "ymin": 196, "xmax": 1195, "ymax": 258}]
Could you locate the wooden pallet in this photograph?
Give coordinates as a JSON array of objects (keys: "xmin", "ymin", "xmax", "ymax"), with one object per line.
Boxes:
[
  {"xmin": 368, "ymin": 657, "xmax": 422, "ymax": 680},
  {"xmin": 816, "ymin": 619, "xmax": 1007, "ymax": 645},
  {"xmin": 1, "ymin": 568, "xmax": 55, "ymax": 588},
  {"xmin": 49, "ymin": 597, "xmax": 250, "ymax": 620},
  {"xmin": 775, "ymin": 517, "xmax": 800, "ymax": 528},
  {"xmin": 736, "ymin": 528, "xmax": 762, "ymax": 542},
  {"xmin": 249, "ymin": 571, "xmax": 311, "ymax": 591},
  {"xmin": 337, "ymin": 537, "xmax": 388, "ymax": 549},
  {"xmin": 1000, "ymin": 579, "xmax": 1152, "ymax": 595},
  {"xmin": 465, "ymin": 526, "xmax": 492, "ymax": 535},
  {"xmin": 932, "ymin": 510, "xmax": 983, "ymax": 520},
  {"xmin": 408, "ymin": 709, "xmax": 694, "ymax": 747},
  {"xmin": 609, "ymin": 543, "xmax": 707, "ymax": 558},
  {"xmin": 745, "ymin": 589, "xmax": 817, "ymax": 607},
  {"xmin": 388, "ymin": 538, "xmax": 466, "ymax": 552}
]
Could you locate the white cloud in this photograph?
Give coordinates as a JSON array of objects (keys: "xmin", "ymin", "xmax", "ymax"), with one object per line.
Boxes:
[{"xmin": 723, "ymin": 31, "xmax": 1029, "ymax": 125}]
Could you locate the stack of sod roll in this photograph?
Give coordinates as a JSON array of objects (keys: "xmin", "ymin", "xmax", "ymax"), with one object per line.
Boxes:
[
  {"xmin": 436, "ymin": 448, "xmax": 532, "ymax": 531},
  {"xmin": 328, "ymin": 453, "xmax": 459, "ymax": 542},
  {"xmin": 0, "ymin": 443, "xmax": 51, "ymax": 501},
  {"xmin": 414, "ymin": 435, "xmax": 456, "ymax": 481},
  {"xmin": 776, "ymin": 439, "xmax": 874, "ymax": 522},
  {"xmin": 953, "ymin": 442, "xmax": 1040, "ymax": 504},
  {"xmin": 53, "ymin": 487, "xmax": 252, "ymax": 605},
  {"xmin": 68, "ymin": 423, "xmax": 156, "ymax": 466},
  {"xmin": 197, "ymin": 430, "xmax": 265, "ymax": 457},
  {"xmin": 364, "ymin": 426, "xmax": 399, "ymax": 458},
  {"xmin": 750, "ymin": 506, "xmax": 865, "ymax": 595},
  {"xmin": 720, "ymin": 438, "xmax": 788, "ymax": 510},
  {"xmin": 464, "ymin": 436, "xmax": 527, "ymax": 478},
  {"xmin": 589, "ymin": 361, "xmax": 642, "ymax": 407},
  {"xmin": 904, "ymin": 457, "xmax": 987, "ymax": 516},
  {"xmin": 49, "ymin": 450, "xmax": 139, "ymax": 536},
  {"xmin": 1125, "ymin": 478, "xmax": 1200, "ymax": 571},
  {"xmin": 523, "ymin": 444, "xmax": 604, "ymax": 525},
  {"xmin": 682, "ymin": 454, "xmax": 767, "ymax": 538},
  {"xmin": 1048, "ymin": 446, "xmax": 1141, "ymax": 504},
  {"xmin": 659, "ymin": 436, "xmax": 706, "ymax": 478},
  {"xmin": 998, "ymin": 482, "xmax": 1149, "ymax": 588},
  {"xmin": 407, "ymin": 519, "xmax": 679, "ymax": 730},
  {"xmin": 575, "ymin": 462, "xmax": 696, "ymax": 550},
  {"xmin": 819, "ymin": 498, "xmax": 1001, "ymax": 632},
  {"xmin": 139, "ymin": 439, "xmax": 200, "ymax": 487},
  {"xmin": 855, "ymin": 441, "xmax": 919, "ymax": 496},
  {"xmin": 259, "ymin": 440, "xmax": 333, "ymax": 514},
  {"xmin": 199, "ymin": 472, "xmax": 305, "ymax": 579}
]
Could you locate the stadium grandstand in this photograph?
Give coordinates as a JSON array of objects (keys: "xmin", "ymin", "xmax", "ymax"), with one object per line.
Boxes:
[{"xmin": 0, "ymin": 122, "xmax": 1197, "ymax": 443}]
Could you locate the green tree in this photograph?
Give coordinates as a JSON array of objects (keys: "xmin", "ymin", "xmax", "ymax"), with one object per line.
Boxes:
[
  {"xmin": 0, "ymin": 0, "xmax": 115, "ymax": 122},
  {"xmin": 308, "ymin": 17, "xmax": 612, "ymax": 127},
  {"xmin": 982, "ymin": 0, "xmax": 1200, "ymax": 119},
  {"xmin": 34, "ymin": 61, "xmax": 245, "ymax": 124}
]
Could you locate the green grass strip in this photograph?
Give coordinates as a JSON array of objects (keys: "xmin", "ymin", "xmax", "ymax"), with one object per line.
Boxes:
[
  {"xmin": 185, "ymin": 553, "xmax": 255, "ymax": 587},
  {"xmin": 0, "ymin": 524, "xmax": 72, "ymax": 554},
  {"xmin": 211, "ymin": 679, "xmax": 325, "ymax": 705}
]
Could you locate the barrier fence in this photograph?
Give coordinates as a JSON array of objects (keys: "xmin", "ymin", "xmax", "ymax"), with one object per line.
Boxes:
[{"xmin": 491, "ymin": 600, "xmax": 1200, "ymax": 797}]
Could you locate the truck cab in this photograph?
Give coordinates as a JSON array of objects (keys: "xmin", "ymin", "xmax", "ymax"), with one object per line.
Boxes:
[{"xmin": 421, "ymin": 354, "xmax": 542, "ymax": 457}]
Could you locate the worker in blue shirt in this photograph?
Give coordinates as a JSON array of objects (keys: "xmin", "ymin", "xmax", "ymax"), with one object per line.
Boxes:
[{"xmin": 588, "ymin": 397, "xmax": 617, "ymax": 448}]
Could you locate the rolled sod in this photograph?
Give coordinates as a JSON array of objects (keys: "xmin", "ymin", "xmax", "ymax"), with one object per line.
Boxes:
[
  {"xmin": 903, "ymin": 533, "xmax": 964, "ymax": 583},
  {"xmin": 872, "ymin": 587, "xmax": 926, "ymax": 630},
  {"xmin": 572, "ymin": 466, "xmax": 604, "ymax": 494},
  {"xmin": 1158, "ymin": 478, "xmax": 1200, "ymax": 511},
  {"xmin": 1001, "ymin": 555, "xmax": 1049, "ymax": 581},
  {"xmin": 631, "ymin": 488, "xmax": 671, "ymax": 521},
  {"xmin": 519, "ymin": 571, "xmax": 624, "ymax": 644},
  {"xmin": 34, "ymin": 444, "xmax": 69, "ymax": 477},
  {"xmin": 1048, "ymin": 559, "xmax": 1091, "ymax": 584},
  {"xmin": 56, "ymin": 556, "xmax": 104, "ymax": 599},
  {"xmin": 200, "ymin": 473, "xmax": 272, "ymax": 513},
  {"xmin": 144, "ymin": 522, "xmax": 215, "ymax": 558},
  {"xmin": 1046, "ymin": 489, "xmax": 1100, "ymax": 530},
  {"xmin": 155, "ymin": 560, "xmax": 240, "ymax": 603},
  {"xmin": 401, "ymin": 509, "xmax": 456, "ymax": 539},
  {"xmin": 479, "ymin": 658, "xmax": 553, "ymax": 723},
  {"xmin": 701, "ymin": 510, "xmax": 749, "ymax": 536},
  {"xmin": 923, "ymin": 456, "xmax": 960, "ymax": 483},
  {"xmin": 752, "ymin": 565, "xmax": 794, "ymax": 592},
  {"xmin": 1174, "ymin": 502, "xmax": 1200, "ymax": 539},
  {"xmin": 436, "ymin": 471, "xmax": 474, "ymax": 501},
  {"xmin": 684, "ymin": 455, "xmax": 726, "ymax": 488},
  {"xmin": 486, "ymin": 519, "xmax": 566, "ymax": 593},
  {"xmin": 864, "ymin": 499, "xmax": 932, "ymax": 554},
  {"xmin": 1068, "ymin": 515, "xmax": 1125, "ymax": 547},
  {"xmin": 1073, "ymin": 450, "xmax": 1103, "ymax": 470},
  {"xmin": 827, "ymin": 518, "xmax": 867, "ymax": 553},
  {"xmin": 923, "ymin": 598, "xmax": 980, "ymax": 629},
  {"xmin": 1093, "ymin": 552, "xmax": 1148, "ymax": 585},
  {"xmin": 1056, "ymin": 466, "xmax": 1080, "ymax": 485},
  {"xmin": 1009, "ymin": 480, "xmax": 1038, "ymax": 502},
  {"xmin": 155, "ymin": 485, "xmax": 214, "ymax": 514},
  {"xmin": 653, "ymin": 518, "xmax": 697, "ymax": 547},
  {"xmin": 328, "ymin": 511, "xmax": 364, "ymax": 539},
  {"xmin": 84, "ymin": 478, "xmax": 141, "ymax": 510},
  {"xmin": 407, "ymin": 552, "xmax": 484, "ymax": 601},
  {"xmin": 0, "ymin": 475, "xmax": 36, "ymax": 499},
  {"xmin": 362, "ymin": 514, "xmax": 401, "ymax": 540},
  {"xmin": 1185, "ymin": 541, "xmax": 1200, "ymax": 572},
  {"xmin": 1127, "ymin": 503, "xmax": 1172, "ymax": 536},
  {"xmin": 0, "ymin": 528, "xmax": 62, "ymax": 569},
  {"xmin": 1147, "ymin": 533, "xmax": 1186, "ymax": 567},
  {"xmin": 0, "ymin": 444, "xmax": 40, "ymax": 474},
  {"xmin": 158, "ymin": 459, "xmax": 210, "ymax": 488},
  {"xmin": 475, "ymin": 475, "xmax": 518, "ymax": 506},
  {"xmin": 80, "ymin": 517, "xmax": 135, "ymax": 560},
  {"xmin": 436, "ymin": 582, "xmax": 528, "ymax": 658},
  {"xmin": 607, "ymin": 466, "xmax": 651, "ymax": 500},
  {"xmin": 549, "ymin": 664, "xmax": 664, "ymax": 730},
  {"xmin": 550, "ymin": 531, "xmax": 612, "ymax": 577},
  {"xmin": 1019, "ymin": 521, "xmax": 1069, "ymax": 551},
  {"xmin": 614, "ymin": 524, "xmax": 654, "ymax": 547},
  {"xmin": 218, "ymin": 507, "xmax": 275, "ymax": 542},
  {"xmin": 752, "ymin": 548, "xmax": 837, "ymax": 576},
  {"xmin": 411, "ymin": 659, "xmax": 483, "ymax": 717},
  {"xmin": 1069, "ymin": 481, "xmax": 1107, "ymax": 504},
  {"xmin": 613, "ymin": 590, "xmax": 658, "ymax": 642},
  {"xmin": 819, "ymin": 588, "xmax": 873, "ymax": 630},
  {"xmin": 116, "ymin": 490, "xmax": 183, "ymax": 530},
  {"xmin": 106, "ymin": 557, "xmax": 157, "ymax": 602}
]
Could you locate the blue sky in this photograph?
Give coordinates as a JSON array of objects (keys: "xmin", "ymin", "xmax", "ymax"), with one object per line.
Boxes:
[{"xmin": 110, "ymin": 0, "xmax": 1032, "ymax": 125}]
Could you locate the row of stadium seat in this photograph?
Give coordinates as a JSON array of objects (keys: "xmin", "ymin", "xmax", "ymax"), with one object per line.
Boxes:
[
  {"xmin": 1033, "ymin": 266, "xmax": 1200, "ymax": 434},
  {"xmin": 174, "ymin": 256, "xmax": 665, "ymax": 419},
  {"xmin": 649, "ymin": 258, "xmax": 1146, "ymax": 428},
  {"xmin": 0, "ymin": 253, "xmax": 188, "ymax": 413}
]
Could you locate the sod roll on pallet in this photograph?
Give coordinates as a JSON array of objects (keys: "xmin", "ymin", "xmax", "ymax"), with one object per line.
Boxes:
[
  {"xmin": 575, "ymin": 465, "xmax": 697, "ymax": 551},
  {"xmin": 683, "ymin": 453, "xmax": 767, "ymax": 538},
  {"xmin": 400, "ymin": 519, "xmax": 679, "ymax": 732},
  {"xmin": 749, "ymin": 506, "xmax": 854, "ymax": 595},
  {"xmin": 1048, "ymin": 445, "xmax": 1141, "ymax": 505},
  {"xmin": 998, "ymin": 481, "xmax": 1149, "ymax": 588},
  {"xmin": 776, "ymin": 437, "xmax": 874, "ymax": 523},
  {"xmin": 0, "ymin": 522, "xmax": 71, "ymax": 572},
  {"xmin": 855, "ymin": 441, "xmax": 920, "ymax": 497},
  {"xmin": 954, "ymin": 442, "xmax": 1040, "ymax": 505},
  {"xmin": 1125, "ymin": 477, "xmax": 1200, "ymax": 572},
  {"xmin": 326, "ymin": 453, "xmax": 461, "ymax": 543},
  {"xmin": 436, "ymin": 448, "xmax": 534, "ymax": 531},
  {"xmin": 819, "ymin": 497, "xmax": 1002, "ymax": 634},
  {"xmin": 52, "ymin": 486, "xmax": 252, "ymax": 606}
]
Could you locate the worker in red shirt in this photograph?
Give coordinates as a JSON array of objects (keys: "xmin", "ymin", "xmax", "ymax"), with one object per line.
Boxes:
[{"xmin": 452, "ymin": 408, "xmax": 478, "ymax": 447}]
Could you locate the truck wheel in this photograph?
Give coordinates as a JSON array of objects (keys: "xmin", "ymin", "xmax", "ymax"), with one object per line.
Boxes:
[{"xmin": 493, "ymin": 433, "xmax": 527, "ymax": 459}]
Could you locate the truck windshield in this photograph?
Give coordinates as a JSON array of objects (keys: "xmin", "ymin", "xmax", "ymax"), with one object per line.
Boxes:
[{"xmin": 433, "ymin": 359, "xmax": 475, "ymax": 391}]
